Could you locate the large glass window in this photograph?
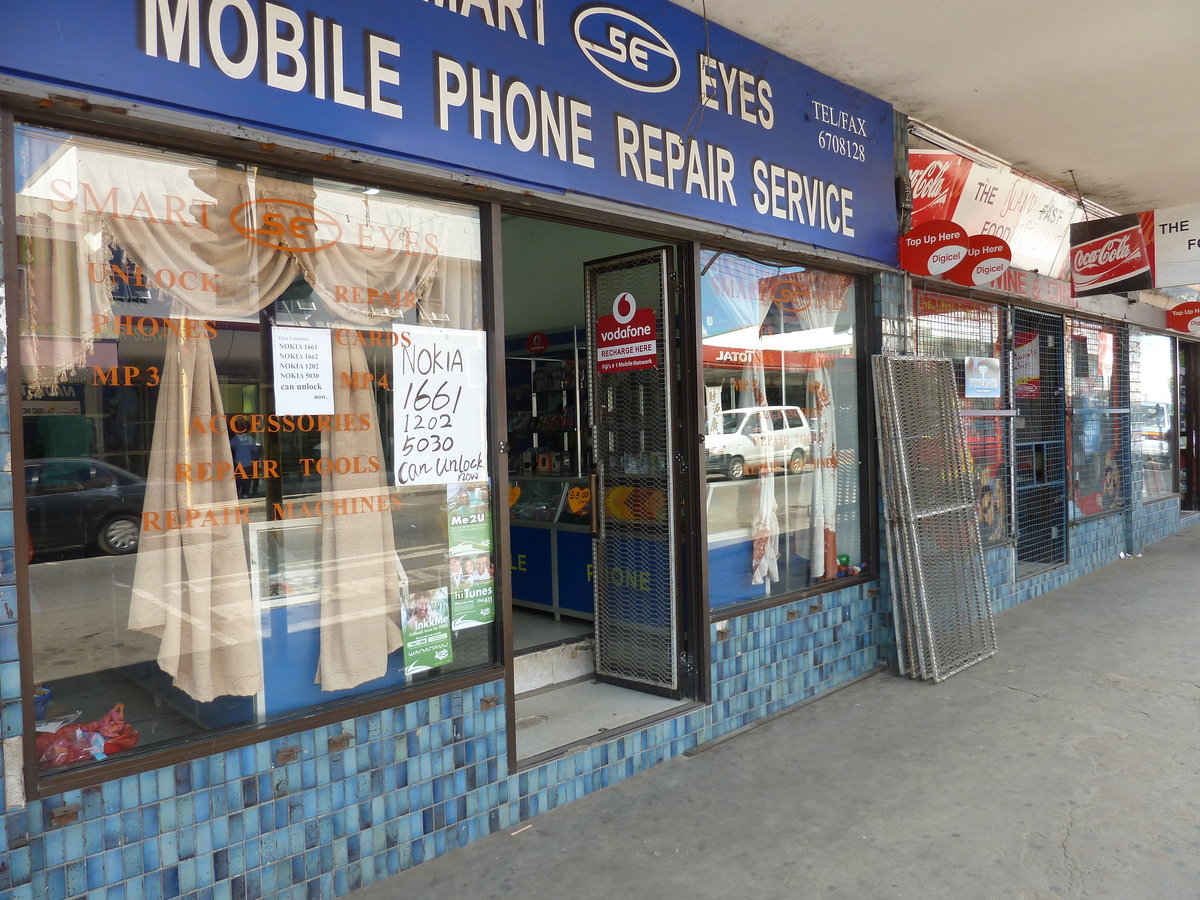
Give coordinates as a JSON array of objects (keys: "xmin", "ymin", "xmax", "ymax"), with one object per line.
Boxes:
[
  {"xmin": 1135, "ymin": 332, "xmax": 1177, "ymax": 500},
  {"xmin": 14, "ymin": 125, "xmax": 496, "ymax": 774},
  {"xmin": 1066, "ymin": 319, "xmax": 1128, "ymax": 518},
  {"xmin": 700, "ymin": 250, "xmax": 863, "ymax": 609}
]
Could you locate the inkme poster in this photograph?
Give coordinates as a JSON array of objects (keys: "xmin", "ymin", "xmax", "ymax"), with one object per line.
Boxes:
[{"xmin": 402, "ymin": 588, "xmax": 453, "ymax": 674}]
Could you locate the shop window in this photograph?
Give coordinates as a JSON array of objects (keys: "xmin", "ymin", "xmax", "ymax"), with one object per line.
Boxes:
[
  {"xmin": 1065, "ymin": 319, "xmax": 1128, "ymax": 519},
  {"xmin": 699, "ymin": 250, "xmax": 864, "ymax": 609},
  {"xmin": 1135, "ymin": 332, "xmax": 1178, "ymax": 500},
  {"xmin": 915, "ymin": 292, "xmax": 1010, "ymax": 546},
  {"xmin": 13, "ymin": 124, "xmax": 497, "ymax": 776}
]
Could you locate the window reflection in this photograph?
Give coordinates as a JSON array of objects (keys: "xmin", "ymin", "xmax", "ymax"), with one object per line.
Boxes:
[
  {"xmin": 700, "ymin": 250, "xmax": 862, "ymax": 608},
  {"xmin": 15, "ymin": 124, "xmax": 495, "ymax": 772}
]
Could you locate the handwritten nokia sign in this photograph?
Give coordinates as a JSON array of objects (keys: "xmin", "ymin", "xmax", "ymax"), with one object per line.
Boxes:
[{"xmin": 0, "ymin": 0, "xmax": 897, "ymax": 265}]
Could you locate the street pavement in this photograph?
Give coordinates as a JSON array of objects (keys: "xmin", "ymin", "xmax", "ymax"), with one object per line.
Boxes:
[{"xmin": 353, "ymin": 521, "xmax": 1200, "ymax": 900}]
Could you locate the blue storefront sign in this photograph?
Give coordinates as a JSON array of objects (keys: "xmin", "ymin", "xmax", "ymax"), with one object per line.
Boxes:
[{"xmin": 0, "ymin": 0, "xmax": 898, "ymax": 264}]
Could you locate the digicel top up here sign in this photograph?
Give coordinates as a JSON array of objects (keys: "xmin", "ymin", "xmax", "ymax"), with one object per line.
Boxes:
[
  {"xmin": 899, "ymin": 219, "xmax": 1012, "ymax": 286},
  {"xmin": 899, "ymin": 220, "xmax": 968, "ymax": 276}
]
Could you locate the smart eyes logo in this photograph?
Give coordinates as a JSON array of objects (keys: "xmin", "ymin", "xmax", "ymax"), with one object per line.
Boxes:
[
  {"xmin": 573, "ymin": 5, "xmax": 679, "ymax": 93},
  {"xmin": 232, "ymin": 199, "xmax": 341, "ymax": 251}
]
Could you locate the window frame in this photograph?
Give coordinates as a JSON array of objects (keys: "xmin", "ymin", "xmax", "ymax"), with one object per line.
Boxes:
[
  {"xmin": 696, "ymin": 247, "xmax": 878, "ymax": 621},
  {"xmin": 1134, "ymin": 330, "xmax": 1179, "ymax": 503},
  {"xmin": 2, "ymin": 111, "xmax": 508, "ymax": 796}
]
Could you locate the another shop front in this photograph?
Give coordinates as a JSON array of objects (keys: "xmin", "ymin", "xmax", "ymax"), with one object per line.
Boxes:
[
  {"xmin": 905, "ymin": 129, "xmax": 1200, "ymax": 613},
  {"xmin": 0, "ymin": 1, "xmax": 900, "ymax": 895}
]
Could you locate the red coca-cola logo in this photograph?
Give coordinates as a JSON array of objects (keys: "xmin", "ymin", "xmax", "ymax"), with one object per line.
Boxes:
[
  {"xmin": 1071, "ymin": 226, "xmax": 1149, "ymax": 288},
  {"xmin": 908, "ymin": 151, "xmax": 972, "ymax": 222},
  {"xmin": 911, "ymin": 159, "xmax": 952, "ymax": 202}
]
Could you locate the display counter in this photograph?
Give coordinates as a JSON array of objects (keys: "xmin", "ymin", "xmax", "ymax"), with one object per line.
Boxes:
[{"xmin": 509, "ymin": 476, "xmax": 594, "ymax": 620}]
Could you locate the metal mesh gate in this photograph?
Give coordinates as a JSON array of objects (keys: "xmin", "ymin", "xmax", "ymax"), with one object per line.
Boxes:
[
  {"xmin": 873, "ymin": 355, "xmax": 997, "ymax": 681},
  {"xmin": 915, "ymin": 291, "xmax": 1013, "ymax": 547},
  {"xmin": 1012, "ymin": 310, "xmax": 1066, "ymax": 575},
  {"xmin": 586, "ymin": 250, "xmax": 679, "ymax": 693},
  {"xmin": 1066, "ymin": 318, "xmax": 1129, "ymax": 519}
]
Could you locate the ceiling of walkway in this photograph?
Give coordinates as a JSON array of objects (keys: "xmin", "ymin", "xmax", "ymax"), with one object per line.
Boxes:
[{"xmin": 669, "ymin": 0, "xmax": 1200, "ymax": 215}]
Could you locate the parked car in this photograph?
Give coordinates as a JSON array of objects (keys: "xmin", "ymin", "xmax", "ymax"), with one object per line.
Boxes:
[
  {"xmin": 705, "ymin": 406, "xmax": 812, "ymax": 478},
  {"xmin": 1139, "ymin": 401, "xmax": 1172, "ymax": 464},
  {"xmin": 25, "ymin": 458, "xmax": 146, "ymax": 556}
]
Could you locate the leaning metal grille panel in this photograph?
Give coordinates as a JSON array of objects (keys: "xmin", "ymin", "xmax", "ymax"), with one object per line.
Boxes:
[
  {"xmin": 586, "ymin": 251, "xmax": 678, "ymax": 691},
  {"xmin": 873, "ymin": 355, "xmax": 997, "ymax": 681}
]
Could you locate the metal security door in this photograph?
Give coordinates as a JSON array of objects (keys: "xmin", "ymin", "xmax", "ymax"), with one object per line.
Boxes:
[
  {"xmin": 585, "ymin": 248, "xmax": 681, "ymax": 696},
  {"xmin": 1011, "ymin": 310, "xmax": 1067, "ymax": 574}
]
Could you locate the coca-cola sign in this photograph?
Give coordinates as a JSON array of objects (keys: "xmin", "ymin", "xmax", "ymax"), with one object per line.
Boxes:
[
  {"xmin": 1069, "ymin": 214, "xmax": 1153, "ymax": 296},
  {"xmin": 908, "ymin": 151, "xmax": 973, "ymax": 223}
]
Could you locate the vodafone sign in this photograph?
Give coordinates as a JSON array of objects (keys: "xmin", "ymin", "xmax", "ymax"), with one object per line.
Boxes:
[
  {"xmin": 899, "ymin": 218, "xmax": 1011, "ymax": 286},
  {"xmin": 596, "ymin": 293, "xmax": 657, "ymax": 374}
]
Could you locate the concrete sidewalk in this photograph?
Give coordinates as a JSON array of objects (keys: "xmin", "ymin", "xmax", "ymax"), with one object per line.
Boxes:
[{"xmin": 354, "ymin": 524, "xmax": 1200, "ymax": 900}]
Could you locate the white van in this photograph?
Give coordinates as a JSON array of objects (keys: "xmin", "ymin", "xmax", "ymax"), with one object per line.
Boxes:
[{"xmin": 705, "ymin": 406, "xmax": 812, "ymax": 478}]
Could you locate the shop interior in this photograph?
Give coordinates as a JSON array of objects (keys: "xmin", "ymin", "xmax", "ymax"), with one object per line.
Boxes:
[{"xmin": 500, "ymin": 214, "xmax": 690, "ymax": 761}]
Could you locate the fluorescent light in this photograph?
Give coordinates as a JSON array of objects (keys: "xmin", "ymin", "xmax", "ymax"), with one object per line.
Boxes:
[{"xmin": 908, "ymin": 122, "xmax": 1002, "ymax": 169}]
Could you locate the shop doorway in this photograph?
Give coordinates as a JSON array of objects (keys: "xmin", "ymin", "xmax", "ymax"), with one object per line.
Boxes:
[
  {"xmin": 1012, "ymin": 310, "xmax": 1067, "ymax": 576},
  {"xmin": 500, "ymin": 216, "xmax": 691, "ymax": 761},
  {"xmin": 1181, "ymin": 342, "xmax": 1200, "ymax": 510}
]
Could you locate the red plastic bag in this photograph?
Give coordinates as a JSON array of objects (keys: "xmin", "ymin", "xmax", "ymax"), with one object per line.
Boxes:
[{"xmin": 37, "ymin": 704, "xmax": 139, "ymax": 768}]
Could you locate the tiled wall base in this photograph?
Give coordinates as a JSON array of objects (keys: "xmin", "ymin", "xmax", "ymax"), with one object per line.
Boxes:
[{"xmin": 0, "ymin": 583, "xmax": 886, "ymax": 900}]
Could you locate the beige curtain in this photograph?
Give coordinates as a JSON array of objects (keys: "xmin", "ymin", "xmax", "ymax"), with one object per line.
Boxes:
[
  {"xmin": 311, "ymin": 339, "xmax": 405, "ymax": 689},
  {"xmin": 86, "ymin": 156, "xmax": 299, "ymax": 701},
  {"xmin": 18, "ymin": 208, "xmax": 113, "ymax": 396},
  {"xmin": 789, "ymin": 272, "xmax": 852, "ymax": 581},
  {"xmin": 126, "ymin": 327, "xmax": 266, "ymax": 701}
]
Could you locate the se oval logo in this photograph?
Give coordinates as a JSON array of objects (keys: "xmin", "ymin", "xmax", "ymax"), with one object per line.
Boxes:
[
  {"xmin": 573, "ymin": 6, "xmax": 679, "ymax": 93},
  {"xmin": 231, "ymin": 199, "xmax": 342, "ymax": 252}
]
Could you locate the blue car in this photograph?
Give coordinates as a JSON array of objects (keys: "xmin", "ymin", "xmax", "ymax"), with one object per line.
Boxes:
[{"xmin": 25, "ymin": 458, "xmax": 146, "ymax": 556}]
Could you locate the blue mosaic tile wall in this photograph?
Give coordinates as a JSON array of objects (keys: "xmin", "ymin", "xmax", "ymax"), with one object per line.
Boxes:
[{"xmin": 0, "ymin": 574, "xmax": 886, "ymax": 900}]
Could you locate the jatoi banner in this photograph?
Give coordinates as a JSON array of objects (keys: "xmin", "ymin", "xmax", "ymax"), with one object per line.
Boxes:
[
  {"xmin": 402, "ymin": 587, "xmax": 453, "ymax": 674},
  {"xmin": 446, "ymin": 482, "xmax": 495, "ymax": 629},
  {"xmin": 393, "ymin": 324, "xmax": 488, "ymax": 487}
]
